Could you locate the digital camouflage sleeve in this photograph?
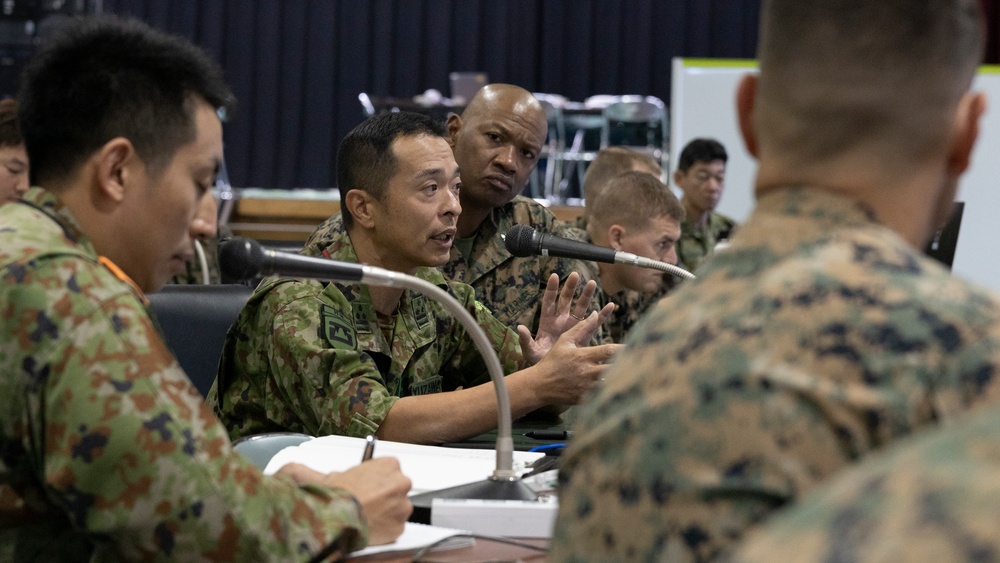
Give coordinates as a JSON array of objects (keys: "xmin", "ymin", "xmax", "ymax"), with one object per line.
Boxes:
[
  {"xmin": 733, "ymin": 405, "xmax": 1000, "ymax": 562},
  {"xmin": 551, "ymin": 188, "xmax": 1000, "ymax": 562},
  {"xmin": 0, "ymin": 189, "xmax": 368, "ymax": 561}
]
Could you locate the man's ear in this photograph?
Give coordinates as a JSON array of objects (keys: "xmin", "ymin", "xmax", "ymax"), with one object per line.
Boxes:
[
  {"xmin": 93, "ymin": 137, "xmax": 137, "ymax": 204},
  {"xmin": 947, "ymin": 91, "xmax": 986, "ymax": 176},
  {"xmin": 736, "ymin": 73, "xmax": 759, "ymax": 158},
  {"xmin": 672, "ymin": 169, "xmax": 685, "ymax": 188},
  {"xmin": 607, "ymin": 224, "xmax": 626, "ymax": 250},
  {"xmin": 345, "ymin": 188, "xmax": 378, "ymax": 230},
  {"xmin": 445, "ymin": 113, "xmax": 462, "ymax": 147}
]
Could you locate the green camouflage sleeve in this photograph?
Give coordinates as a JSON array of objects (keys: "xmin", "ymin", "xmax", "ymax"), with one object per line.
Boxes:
[
  {"xmin": 1, "ymin": 262, "xmax": 367, "ymax": 560},
  {"xmin": 255, "ymin": 281, "xmax": 400, "ymax": 438},
  {"xmin": 734, "ymin": 406, "xmax": 1000, "ymax": 563}
]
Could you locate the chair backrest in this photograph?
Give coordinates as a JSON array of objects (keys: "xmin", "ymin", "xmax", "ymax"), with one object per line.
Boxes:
[
  {"xmin": 599, "ymin": 95, "xmax": 669, "ymax": 167},
  {"xmin": 232, "ymin": 432, "xmax": 314, "ymax": 470},
  {"xmin": 148, "ymin": 284, "xmax": 254, "ymax": 398}
]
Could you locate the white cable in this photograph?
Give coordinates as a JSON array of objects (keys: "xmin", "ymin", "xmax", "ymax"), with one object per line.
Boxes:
[{"xmin": 193, "ymin": 239, "xmax": 210, "ymax": 285}]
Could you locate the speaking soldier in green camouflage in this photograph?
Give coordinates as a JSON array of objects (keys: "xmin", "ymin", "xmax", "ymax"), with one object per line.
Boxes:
[
  {"xmin": 0, "ymin": 17, "xmax": 412, "ymax": 560},
  {"xmin": 551, "ymin": 0, "xmax": 1000, "ymax": 561},
  {"xmin": 733, "ymin": 405, "xmax": 1000, "ymax": 562},
  {"xmin": 211, "ymin": 111, "xmax": 618, "ymax": 445},
  {"xmin": 306, "ymin": 85, "xmax": 599, "ymax": 333}
]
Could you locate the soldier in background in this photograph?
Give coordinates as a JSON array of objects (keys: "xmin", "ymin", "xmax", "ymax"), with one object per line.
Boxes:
[
  {"xmin": 211, "ymin": 111, "xmax": 618, "ymax": 445},
  {"xmin": 0, "ymin": 98, "xmax": 28, "ymax": 205},
  {"xmin": 582, "ymin": 171, "xmax": 684, "ymax": 343},
  {"xmin": 673, "ymin": 137, "xmax": 736, "ymax": 272},
  {"xmin": 551, "ymin": 0, "xmax": 1000, "ymax": 560},
  {"xmin": 0, "ymin": 16, "xmax": 411, "ymax": 559},
  {"xmin": 574, "ymin": 146, "xmax": 662, "ymax": 232}
]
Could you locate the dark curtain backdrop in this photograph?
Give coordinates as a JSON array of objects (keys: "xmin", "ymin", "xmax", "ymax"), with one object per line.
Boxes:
[{"xmin": 102, "ymin": 0, "xmax": 998, "ymax": 189}]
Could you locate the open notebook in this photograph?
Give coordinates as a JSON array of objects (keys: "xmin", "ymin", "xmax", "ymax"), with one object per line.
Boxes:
[{"xmin": 263, "ymin": 435, "xmax": 545, "ymax": 495}]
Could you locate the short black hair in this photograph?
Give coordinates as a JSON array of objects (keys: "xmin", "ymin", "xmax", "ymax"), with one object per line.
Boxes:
[
  {"xmin": 0, "ymin": 98, "xmax": 21, "ymax": 148},
  {"xmin": 18, "ymin": 16, "xmax": 234, "ymax": 187},
  {"xmin": 676, "ymin": 138, "xmax": 727, "ymax": 172},
  {"xmin": 337, "ymin": 111, "xmax": 447, "ymax": 230}
]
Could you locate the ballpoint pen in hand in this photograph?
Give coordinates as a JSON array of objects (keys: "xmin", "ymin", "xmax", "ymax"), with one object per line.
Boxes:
[{"xmin": 361, "ymin": 434, "xmax": 376, "ymax": 462}]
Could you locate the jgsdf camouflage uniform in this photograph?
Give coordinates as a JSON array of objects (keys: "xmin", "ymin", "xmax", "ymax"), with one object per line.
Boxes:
[
  {"xmin": 734, "ymin": 405, "xmax": 1000, "ymax": 562},
  {"xmin": 551, "ymin": 188, "xmax": 1000, "ymax": 562},
  {"xmin": 304, "ymin": 197, "xmax": 598, "ymax": 333},
  {"xmin": 677, "ymin": 209, "xmax": 737, "ymax": 272},
  {"xmin": 210, "ymin": 223, "xmax": 524, "ymax": 441},
  {"xmin": 0, "ymin": 188, "xmax": 368, "ymax": 561}
]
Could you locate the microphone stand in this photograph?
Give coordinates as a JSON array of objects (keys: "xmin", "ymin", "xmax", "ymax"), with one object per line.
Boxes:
[
  {"xmin": 368, "ymin": 271, "xmax": 537, "ymax": 522},
  {"xmin": 221, "ymin": 238, "xmax": 539, "ymax": 523}
]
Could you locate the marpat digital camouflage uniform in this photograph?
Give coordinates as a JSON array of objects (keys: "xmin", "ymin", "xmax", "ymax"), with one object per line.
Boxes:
[
  {"xmin": 211, "ymin": 222, "xmax": 524, "ymax": 441},
  {"xmin": 442, "ymin": 196, "xmax": 596, "ymax": 330},
  {"xmin": 551, "ymin": 188, "xmax": 1000, "ymax": 562},
  {"xmin": 677, "ymin": 209, "xmax": 736, "ymax": 273},
  {"xmin": 566, "ymin": 225, "xmax": 667, "ymax": 345},
  {"xmin": 0, "ymin": 188, "xmax": 368, "ymax": 561},
  {"xmin": 733, "ymin": 405, "xmax": 1000, "ymax": 562}
]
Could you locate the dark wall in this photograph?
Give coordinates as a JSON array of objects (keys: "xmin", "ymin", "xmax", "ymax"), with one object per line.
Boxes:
[
  {"xmin": 99, "ymin": 0, "xmax": 1000, "ymax": 189},
  {"xmin": 101, "ymin": 0, "xmax": 761, "ymax": 189}
]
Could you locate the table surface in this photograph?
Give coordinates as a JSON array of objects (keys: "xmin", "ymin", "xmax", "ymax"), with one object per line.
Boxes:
[{"xmin": 348, "ymin": 536, "xmax": 549, "ymax": 562}]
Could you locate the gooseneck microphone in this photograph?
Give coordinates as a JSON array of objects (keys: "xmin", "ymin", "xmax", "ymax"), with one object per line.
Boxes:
[
  {"xmin": 503, "ymin": 224, "xmax": 696, "ymax": 280},
  {"xmin": 219, "ymin": 236, "xmax": 401, "ymax": 286},
  {"xmin": 218, "ymin": 237, "xmax": 536, "ymax": 520}
]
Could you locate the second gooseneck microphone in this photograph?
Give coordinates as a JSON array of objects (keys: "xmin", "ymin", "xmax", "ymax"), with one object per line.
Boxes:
[{"xmin": 503, "ymin": 224, "xmax": 695, "ymax": 280}]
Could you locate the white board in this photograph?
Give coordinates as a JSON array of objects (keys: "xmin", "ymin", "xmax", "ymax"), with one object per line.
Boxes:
[{"xmin": 671, "ymin": 58, "xmax": 1000, "ymax": 293}]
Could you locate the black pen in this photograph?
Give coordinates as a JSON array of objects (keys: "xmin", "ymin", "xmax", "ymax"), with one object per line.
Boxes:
[
  {"xmin": 361, "ymin": 434, "xmax": 376, "ymax": 462},
  {"xmin": 524, "ymin": 430, "xmax": 573, "ymax": 440}
]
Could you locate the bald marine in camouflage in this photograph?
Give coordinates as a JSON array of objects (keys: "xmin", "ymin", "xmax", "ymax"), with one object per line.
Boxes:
[
  {"xmin": 212, "ymin": 111, "xmax": 618, "ymax": 445},
  {"xmin": 0, "ymin": 16, "xmax": 412, "ymax": 559},
  {"xmin": 443, "ymin": 84, "xmax": 599, "ymax": 331},
  {"xmin": 734, "ymin": 405, "xmax": 1000, "ymax": 562},
  {"xmin": 551, "ymin": 1, "xmax": 1000, "ymax": 561}
]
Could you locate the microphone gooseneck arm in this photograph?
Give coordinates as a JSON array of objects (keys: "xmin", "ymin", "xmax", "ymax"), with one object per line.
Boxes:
[{"xmin": 614, "ymin": 252, "xmax": 696, "ymax": 280}]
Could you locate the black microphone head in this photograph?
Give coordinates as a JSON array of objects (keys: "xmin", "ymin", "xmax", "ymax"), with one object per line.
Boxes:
[
  {"xmin": 504, "ymin": 225, "xmax": 537, "ymax": 257},
  {"xmin": 218, "ymin": 237, "xmax": 266, "ymax": 281}
]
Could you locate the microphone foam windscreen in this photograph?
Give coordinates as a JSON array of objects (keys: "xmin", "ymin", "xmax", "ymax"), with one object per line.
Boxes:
[
  {"xmin": 504, "ymin": 224, "xmax": 536, "ymax": 257},
  {"xmin": 218, "ymin": 237, "xmax": 265, "ymax": 281}
]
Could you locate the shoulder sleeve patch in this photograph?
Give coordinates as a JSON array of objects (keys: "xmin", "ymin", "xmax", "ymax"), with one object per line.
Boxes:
[{"xmin": 319, "ymin": 304, "xmax": 357, "ymax": 349}]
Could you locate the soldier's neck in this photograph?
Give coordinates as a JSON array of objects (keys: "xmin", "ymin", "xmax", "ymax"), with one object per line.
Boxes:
[
  {"xmin": 683, "ymin": 199, "xmax": 710, "ymax": 229},
  {"xmin": 457, "ymin": 204, "xmax": 492, "ymax": 238},
  {"xmin": 369, "ymin": 286, "xmax": 404, "ymax": 317}
]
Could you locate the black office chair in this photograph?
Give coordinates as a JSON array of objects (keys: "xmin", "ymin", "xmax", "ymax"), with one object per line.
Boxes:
[{"xmin": 148, "ymin": 284, "xmax": 253, "ymax": 398}]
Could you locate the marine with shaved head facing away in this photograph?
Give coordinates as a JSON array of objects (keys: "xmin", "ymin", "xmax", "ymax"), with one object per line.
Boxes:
[{"xmin": 552, "ymin": 0, "xmax": 1000, "ymax": 561}]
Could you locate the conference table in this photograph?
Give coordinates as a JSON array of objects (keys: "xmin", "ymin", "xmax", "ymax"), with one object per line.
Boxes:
[{"xmin": 346, "ymin": 413, "xmax": 574, "ymax": 562}]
